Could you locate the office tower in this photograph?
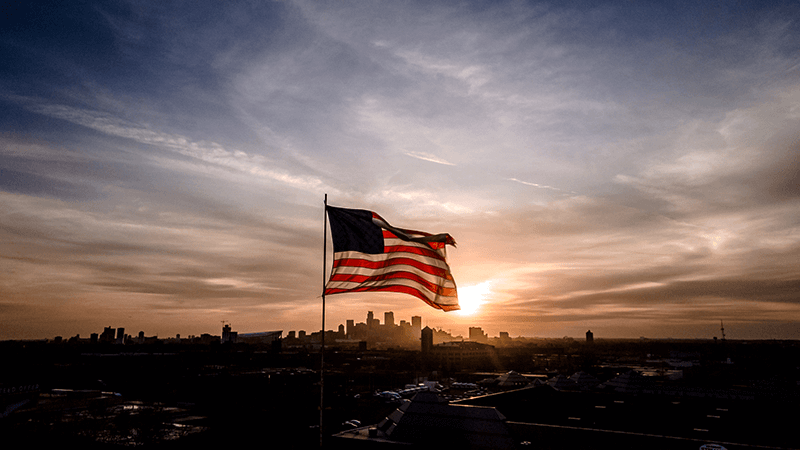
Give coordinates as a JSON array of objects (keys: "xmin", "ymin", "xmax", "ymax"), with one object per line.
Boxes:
[
  {"xmin": 412, "ymin": 316, "xmax": 422, "ymax": 337},
  {"xmin": 367, "ymin": 311, "xmax": 379, "ymax": 328},
  {"xmin": 421, "ymin": 326, "xmax": 433, "ymax": 353},
  {"xmin": 469, "ymin": 327, "xmax": 486, "ymax": 342},
  {"xmin": 100, "ymin": 327, "xmax": 115, "ymax": 343},
  {"xmin": 222, "ymin": 324, "xmax": 237, "ymax": 343}
]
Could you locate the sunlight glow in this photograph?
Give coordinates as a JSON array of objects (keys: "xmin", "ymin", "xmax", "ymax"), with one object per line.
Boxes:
[{"xmin": 457, "ymin": 281, "xmax": 493, "ymax": 316}]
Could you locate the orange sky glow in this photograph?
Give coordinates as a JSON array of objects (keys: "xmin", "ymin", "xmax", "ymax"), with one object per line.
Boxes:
[{"xmin": 1, "ymin": 1, "xmax": 799, "ymax": 341}]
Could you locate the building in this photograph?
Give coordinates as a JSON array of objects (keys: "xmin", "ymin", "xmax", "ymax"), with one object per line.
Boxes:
[
  {"xmin": 366, "ymin": 311, "xmax": 380, "ymax": 329},
  {"xmin": 421, "ymin": 326, "xmax": 433, "ymax": 353},
  {"xmin": 221, "ymin": 324, "xmax": 237, "ymax": 343},
  {"xmin": 427, "ymin": 340, "xmax": 497, "ymax": 370},
  {"xmin": 469, "ymin": 327, "xmax": 487, "ymax": 342},
  {"xmin": 411, "ymin": 315, "xmax": 421, "ymax": 334},
  {"xmin": 237, "ymin": 330, "xmax": 282, "ymax": 345},
  {"xmin": 454, "ymin": 381, "xmax": 799, "ymax": 449},
  {"xmin": 333, "ymin": 391, "xmax": 516, "ymax": 449},
  {"xmin": 100, "ymin": 327, "xmax": 115, "ymax": 344}
]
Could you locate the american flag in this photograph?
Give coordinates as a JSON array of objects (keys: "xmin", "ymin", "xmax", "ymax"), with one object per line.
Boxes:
[{"xmin": 324, "ymin": 205, "xmax": 459, "ymax": 311}]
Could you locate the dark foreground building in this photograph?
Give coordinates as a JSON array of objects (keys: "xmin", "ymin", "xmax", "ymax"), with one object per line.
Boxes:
[
  {"xmin": 333, "ymin": 384, "xmax": 798, "ymax": 450},
  {"xmin": 334, "ymin": 391, "xmax": 515, "ymax": 449}
]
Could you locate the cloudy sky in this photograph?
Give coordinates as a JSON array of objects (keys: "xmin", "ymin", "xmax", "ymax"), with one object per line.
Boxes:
[{"xmin": 2, "ymin": 0, "xmax": 799, "ymax": 340}]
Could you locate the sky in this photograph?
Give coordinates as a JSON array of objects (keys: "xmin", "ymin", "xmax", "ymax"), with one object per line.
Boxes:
[{"xmin": 1, "ymin": 0, "xmax": 799, "ymax": 341}]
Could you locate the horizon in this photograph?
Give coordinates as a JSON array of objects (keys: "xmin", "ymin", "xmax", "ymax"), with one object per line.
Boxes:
[
  {"xmin": 2, "ymin": 1, "xmax": 799, "ymax": 341},
  {"xmin": 2, "ymin": 311, "xmax": 781, "ymax": 343}
]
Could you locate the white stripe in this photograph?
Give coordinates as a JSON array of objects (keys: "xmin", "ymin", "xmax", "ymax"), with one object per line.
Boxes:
[
  {"xmin": 326, "ymin": 277, "xmax": 458, "ymax": 305},
  {"xmin": 332, "ymin": 250, "xmax": 451, "ymax": 271},
  {"xmin": 330, "ymin": 264, "xmax": 456, "ymax": 289},
  {"xmin": 384, "ymin": 237, "xmax": 448, "ymax": 258}
]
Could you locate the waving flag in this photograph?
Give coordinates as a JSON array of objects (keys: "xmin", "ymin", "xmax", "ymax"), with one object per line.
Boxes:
[{"xmin": 325, "ymin": 205, "xmax": 459, "ymax": 311}]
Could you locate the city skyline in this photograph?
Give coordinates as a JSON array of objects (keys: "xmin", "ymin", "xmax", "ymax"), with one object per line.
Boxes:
[
  {"xmin": 7, "ymin": 309, "xmax": 744, "ymax": 344},
  {"xmin": 2, "ymin": 1, "xmax": 799, "ymax": 341}
]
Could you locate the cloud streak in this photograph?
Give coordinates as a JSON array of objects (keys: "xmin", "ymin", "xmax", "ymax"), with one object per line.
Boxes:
[{"xmin": 1, "ymin": 0, "xmax": 799, "ymax": 339}]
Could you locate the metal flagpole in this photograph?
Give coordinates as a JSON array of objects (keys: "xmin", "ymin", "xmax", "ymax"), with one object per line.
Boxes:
[{"xmin": 320, "ymin": 194, "xmax": 327, "ymax": 447}]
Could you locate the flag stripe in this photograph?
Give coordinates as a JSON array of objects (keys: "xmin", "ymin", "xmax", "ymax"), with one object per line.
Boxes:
[
  {"xmin": 325, "ymin": 284, "xmax": 459, "ymax": 311},
  {"xmin": 328, "ymin": 270, "xmax": 457, "ymax": 297},
  {"xmin": 330, "ymin": 262, "xmax": 455, "ymax": 286},
  {"xmin": 327, "ymin": 258, "xmax": 457, "ymax": 304},
  {"xmin": 333, "ymin": 246, "xmax": 451, "ymax": 269},
  {"xmin": 383, "ymin": 244, "xmax": 446, "ymax": 262},
  {"xmin": 384, "ymin": 235, "xmax": 447, "ymax": 254},
  {"xmin": 382, "ymin": 229, "xmax": 447, "ymax": 250},
  {"xmin": 370, "ymin": 237, "xmax": 448, "ymax": 258},
  {"xmin": 327, "ymin": 278, "xmax": 457, "ymax": 299},
  {"xmin": 331, "ymin": 255, "xmax": 450, "ymax": 279},
  {"xmin": 325, "ymin": 283, "xmax": 457, "ymax": 308}
]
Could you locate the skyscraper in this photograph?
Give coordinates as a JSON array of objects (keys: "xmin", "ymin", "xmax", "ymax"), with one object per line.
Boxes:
[
  {"xmin": 421, "ymin": 326, "xmax": 433, "ymax": 353},
  {"xmin": 412, "ymin": 316, "xmax": 422, "ymax": 338},
  {"xmin": 469, "ymin": 327, "xmax": 487, "ymax": 342}
]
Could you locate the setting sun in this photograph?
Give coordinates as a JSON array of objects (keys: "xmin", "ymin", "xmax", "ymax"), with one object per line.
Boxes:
[{"xmin": 457, "ymin": 281, "xmax": 493, "ymax": 316}]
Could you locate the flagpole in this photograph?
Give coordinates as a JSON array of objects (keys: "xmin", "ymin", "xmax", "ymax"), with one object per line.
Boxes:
[{"xmin": 320, "ymin": 193, "xmax": 327, "ymax": 447}]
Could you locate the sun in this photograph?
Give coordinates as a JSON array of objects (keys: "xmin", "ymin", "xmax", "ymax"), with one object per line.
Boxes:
[{"xmin": 456, "ymin": 281, "xmax": 493, "ymax": 316}]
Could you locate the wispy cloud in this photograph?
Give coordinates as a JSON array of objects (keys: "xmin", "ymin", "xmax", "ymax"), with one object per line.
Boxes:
[
  {"xmin": 404, "ymin": 151, "xmax": 455, "ymax": 166},
  {"xmin": 10, "ymin": 96, "xmax": 328, "ymax": 193},
  {"xmin": 507, "ymin": 177, "xmax": 568, "ymax": 193},
  {"xmin": 2, "ymin": 0, "xmax": 799, "ymax": 339}
]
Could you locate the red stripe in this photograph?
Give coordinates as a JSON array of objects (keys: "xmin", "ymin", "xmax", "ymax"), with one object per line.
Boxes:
[
  {"xmin": 429, "ymin": 241, "xmax": 445, "ymax": 250},
  {"xmin": 324, "ymin": 284, "xmax": 457, "ymax": 311},
  {"xmin": 383, "ymin": 244, "xmax": 446, "ymax": 262},
  {"xmin": 332, "ymin": 256, "xmax": 449, "ymax": 278},
  {"xmin": 383, "ymin": 228, "xmax": 446, "ymax": 250},
  {"xmin": 328, "ymin": 272, "xmax": 457, "ymax": 297},
  {"xmin": 383, "ymin": 229, "xmax": 432, "ymax": 238},
  {"xmin": 382, "ymin": 229, "xmax": 446, "ymax": 250}
]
